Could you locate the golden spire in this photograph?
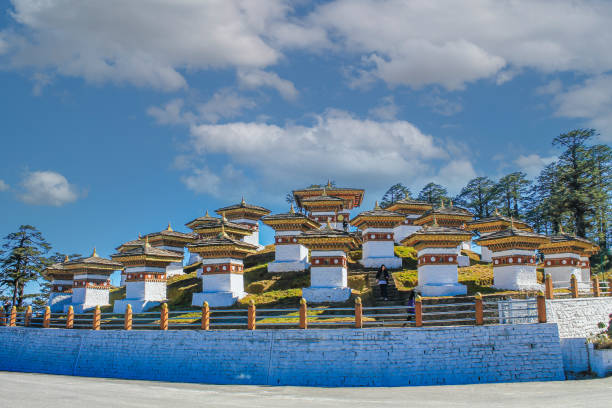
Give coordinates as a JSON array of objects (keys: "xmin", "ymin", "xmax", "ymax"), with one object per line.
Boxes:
[
  {"xmin": 205, "ymin": 209, "xmax": 209, "ymax": 217},
  {"xmin": 326, "ymin": 217, "xmax": 333, "ymax": 230},
  {"xmin": 374, "ymin": 200, "xmax": 380, "ymax": 210},
  {"xmin": 322, "ymin": 188, "xmax": 327, "ymax": 196},
  {"xmin": 327, "ymin": 179, "xmax": 332, "ymax": 188},
  {"xmin": 433, "ymin": 213, "xmax": 439, "ymax": 227},
  {"xmin": 222, "ymin": 211, "xmax": 228, "ymax": 222},
  {"xmin": 290, "ymin": 203, "xmax": 295, "ymax": 214},
  {"xmin": 166, "ymin": 222, "xmax": 173, "ymax": 232},
  {"xmin": 218, "ymin": 223, "xmax": 229, "ymax": 239},
  {"xmin": 92, "ymin": 247, "xmax": 98, "ymax": 257},
  {"xmin": 138, "ymin": 232, "xmax": 142, "ymax": 239},
  {"xmin": 64, "ymin": 255, "xmax": 69, "ymax": 262},
  {"xmin": 144, "ymin": 236, "xmax": 151, "ymax": 248},
  {"xmin": 495, "ymin": 207, "xmax": 500, "ymax": 216},
  {"xmin": 241, "ymin": 196, "xmax": 246, "ymax": 206},
  {"xmin": 404, "ymin": 191, "xmax": 410, "ymax": 199},
  {"xmin": 440, "ymin": 198, "xmax": 445, "ymax": 209}
]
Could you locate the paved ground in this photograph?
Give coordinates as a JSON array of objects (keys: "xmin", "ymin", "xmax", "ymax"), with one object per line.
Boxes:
[{"xmin": 1, "ymin": 371, "xmax": 611, "ymax": 408}]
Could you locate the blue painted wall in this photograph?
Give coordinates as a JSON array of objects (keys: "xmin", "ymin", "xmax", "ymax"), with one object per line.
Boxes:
[{"xmin": 0, "ymin": 325, "xmax": 564, "ymax": 386}]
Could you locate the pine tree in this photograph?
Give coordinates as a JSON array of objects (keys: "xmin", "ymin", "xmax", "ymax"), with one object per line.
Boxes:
[
  {"xmin": 381, "ymin": 183, "xmax": 411, "ymax": 208},
  {"xmin": 454, "ymin": 177, "xmax": 496, "ymax": 219},
  {"xmin": 0, "ymin": 225, "xmax": 51, "ymax": 308},
  {"xmin": 417, "ymin": 182, "xmax": 448, "ymax": 205},
  {"xmin": 494, "ymin": 172, "xmax": 531, "ymax": 218}
]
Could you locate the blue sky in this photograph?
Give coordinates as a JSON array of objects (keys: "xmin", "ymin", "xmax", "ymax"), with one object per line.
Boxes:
[{"xmin": 1, "ymin": 1, "xmax": 611, "ymax": 288}]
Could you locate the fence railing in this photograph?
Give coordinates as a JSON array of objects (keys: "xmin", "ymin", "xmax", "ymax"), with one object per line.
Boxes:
[
  {"xmin": 0, "ymin": 293, "xmax": 548, "ymax": 331},
  {"xmin": 545, "ymin": 274, "xmax": 612, "ymax": 300}
]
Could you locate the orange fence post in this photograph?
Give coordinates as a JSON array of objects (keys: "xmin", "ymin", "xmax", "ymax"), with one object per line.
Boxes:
[
  {"xmin": 537, "ymin": 291, "xmax": 547, "ymax": 323},
  {"xmin": 354, "ymin": 297, "xmax": 363, "ymax": 329},
  {"xmin": 9, "ymin": 306, "xmax": 17, "ymax": 327},
  {"xmin": 24, "ymin": 306, "xmax": 32, "ymax": 327},
  {"xmin": 570, "ymin": 275, "xmax": 579, "ymax": 298},
  {"xmin": 201, "ymin": 302, "xmax": 210, "ymax": 330},
  {"xmin": 42, "ymin": 306, "xmax": 51, "ymax": 328},
  {"xmin": 299, "ymin": 298, "xmax": 307, "ymax": 329},
  {"xmin": 545, "ymin": 274, "xmax": 554, "ymax": 300},
  {"xmin": 124, "ymin": 304, "xmax": 132, "ymax": 331},
  {"xmin": 66, "ymin": 306, "xmax": 74, "ymax": 329},
  {"xmin": 160, "ymin": 303, "xmax": 168, "ymax": 331},
  {"xmin": 475, "ymin": 293, "xmax": 484, "ymax": 325},
  {"xmin": 92, "ymin": 305, "xmax": 101, "ymax": 330},
  {"xmin": 248, "ymin": 300, "xmax": 256, "ymax": 330},
  {"xmin": 592, "ymin": 276, "xmax": 600, "ymax": 297},
  {"xmin": 415, "ymin": 295, "xmax": 423, "ymax": 327}
]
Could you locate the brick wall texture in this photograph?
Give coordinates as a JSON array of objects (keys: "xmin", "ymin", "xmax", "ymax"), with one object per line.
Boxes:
[{"xmin": 0, "ymin": 324, "xmax": 564, "ymax": 386}]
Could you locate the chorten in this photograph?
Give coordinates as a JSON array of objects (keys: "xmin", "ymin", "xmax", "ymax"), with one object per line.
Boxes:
[
  {"xmin": 467, "ymin": 210, "xmax": 533, "ymax": 262},
  {"xmin": 215, "ymin": 198, "xmax": 271, "ymax": 248},
  {"xmin": 261, "ymin": 205, "xmax": 320, "ymax": 272},
  {"xmin": 350, "ymin": 201, "xmax": 405, "ymax": 269},
  {"xmin": 143, "ymin": 223, "xmax": 195, "ymax": 278},
  {"xmin": 293, "ymin": 182, "xmax": 364, "ymax": 229},
  {"xmin": 62, "ymin": 248, "xmax": 123, "ymax": 313},
  {"xmin": 579, "ymin": 244, "xmax": 600, "ymax": 282},
  {"xmin": 185, "ymin": 210, "xmax": 254, "ymax": 269},
  {"xmin": 539, "ymin": 230, "xmax": 597, "ymax": 286},
  {"xmin": 188, "ymin": 226, "xmax": 259, "ymax": 307},
  {"xmin": 116, "ymin": 234, "xmax": 145, "ymax": 286},
  {"xmin": 111, "ymin": 237, "xmax": 183, "ymax": 313},
  {"xmin": 402, "ymin": 220, "xmax": 473, "ymax": 296},
  {"xmin": 298, "ymin": 220, "xmax": 358, "ymax": 303},
  {"xmin": 476, "ymin": 222, "xmax": 549, "ymax": 291},
  {"xmin": 383, "ymin": 195, "xmax": 433, "ymax": 243},
  {"xmin": 42, "ymin": 255, "xmax": 73, "ymax": 312}
]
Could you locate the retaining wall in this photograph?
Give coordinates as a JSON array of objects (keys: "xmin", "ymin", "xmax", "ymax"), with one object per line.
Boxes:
[{"xmin": 0, "ymin": 324, "xmax": 564, "ymax": 386}]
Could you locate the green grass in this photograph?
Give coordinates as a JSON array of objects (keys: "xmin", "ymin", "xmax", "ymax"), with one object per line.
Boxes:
[{"xmin": 394, "ymin": 246, "xmax": 418, "ymax": 269}]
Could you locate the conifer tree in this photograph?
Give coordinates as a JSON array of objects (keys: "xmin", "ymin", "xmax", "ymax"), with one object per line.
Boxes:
[
  {"xmin": 381, "ymin": 183, "xmax": 411, "ymax": 208},
  {"xmin": 417, "ymin": 182, "xmax": 448, "ymax": 205},
  {"xmin": 454, "ymin": 177, "xmax": 496, "ymax": 219},
  {"xmin": 494, "ymin": 172, "xmax": 531, "ymax": 218}
]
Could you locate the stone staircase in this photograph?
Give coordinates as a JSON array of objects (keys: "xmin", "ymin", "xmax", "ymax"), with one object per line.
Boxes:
[{"xmin": 348, "ymin": 265, "xmax": 401, "ymax": 302}]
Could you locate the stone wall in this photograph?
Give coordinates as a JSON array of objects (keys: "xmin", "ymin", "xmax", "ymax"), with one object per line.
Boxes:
[
  {"xmin": 0, "ymin": 324, "xmax": 564, "ymax": 386},
  {"xmin": 545, "ymin": 298, "xmax": 612, "ymax": 338}
]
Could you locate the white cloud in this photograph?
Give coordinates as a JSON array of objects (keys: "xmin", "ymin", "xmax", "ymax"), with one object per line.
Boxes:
[
  {"xmin": 368, "ymin": 96, "xmax": 398, "ymax": 120},
  {"xmin": 536, "ymin": 79, "xmax": 563, "ymax": 95},
  {"xmin": 3, "ymin": 0, "xmax": 299, "ymax": 90},
  {"xmin": 420, "ymin": 93, "xmax": 463, "ymax": 116},
  {"xmin": 433, "ymin": 160, "xmax": 477, "ymax": 195},
  {"xmin": 237, "ymin": 69, "xmax": 298, "ymax": 101},
  {"xmin": 552, "ymin": 75, "xmax": 612, "ymax": 141},
  {"xmin": 310, "ymin": 0, "xmax": 612, "ymax": 89},
  {"xmin": 147, "ymin": 99, "xmax": 195, "ymax": 126},
  {"xmin": 514, "ymin": 154, "xmax": 556, "ymax": 178},
  {"xmin": 0, "ymin": 179, "xmax": 9, "ymax": 191},
  {"xmin": 18, "ymin": 171, "xmax": 81, "ymax": 206},
  {"xmin": 177, "ymin": 109, "xmax": 470, "ymax": 200}
]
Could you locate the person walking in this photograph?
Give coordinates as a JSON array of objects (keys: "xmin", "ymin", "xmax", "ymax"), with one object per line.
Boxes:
[
  {"xmin": 406, "ymin": 290, "xmax": 416, "ymax": 321},
  {"xmin": 376, "ymin": 264, "xmax": 390, "ymax": 300}
]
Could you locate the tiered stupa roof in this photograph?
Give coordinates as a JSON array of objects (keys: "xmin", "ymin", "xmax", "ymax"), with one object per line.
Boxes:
[
  {"xmin": 215, "ymin": 197, "xmax": 271, "ymax": 220},
  {"xmin": 538, "ymin": 231, "xmax": 599, "ymax": 255},
  {"xmin": 383, "ymin": 195, "xmax": 432, "ymax": 215},
  {"xmin": 297, "ymin": 220, "xmax": 359, "ymax": 251},
  {"xmin": 143, "ymin": 223, "xmax": 196, "ymax": 249},
  {"xmin": 42, "ymin": 255, "xmax": 70, "ymax": 281},
  {"xmin": 466, "ymin": 210, "xmax": 532, "ymax": 234},
  {"xmin": 293, "ymin": 181, "xmax": 364, "ymax": 210},
  {"xmin": 350, "ymin": 201, "xmax": 406, "ymax": 229},
  {"xmin": 413, "ymin": 200, "xmax": 473, "ymax": 227},
  {"xmin": 111, "ymin": 238, "xmax": 184, "ymax": 265},
  {"xmin": 187, "ymin": 227, "xmax": 259, "ymax": 259},
  {"xmin": 186, "ymin": 210, "xmax": 254, "ymax": 239},
  {"xmin": 63, "ymin": 248, "xmax": 124, "ymax": 273},
  {"xmin": 401, "ymin": 222, "xmax": 473, "ymax": 250},
  {"xmin": 475, "ymin": 224, "xmax": 549, "ymax": 251},
  {"xmin": 262, "ymin": 205, "xmax": 320, "ymax": 231}
]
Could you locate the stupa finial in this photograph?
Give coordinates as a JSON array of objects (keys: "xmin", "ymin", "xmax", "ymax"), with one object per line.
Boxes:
[
  {"xmin": 138, "ymin": 232, "xmax": 142, "ymax": 239},
  {"xmin": 290, "ymin": 203, "xmax": 295, "ymax": 214},
  {"xmin": 222, "ymin": 211, "xmax": 228, "ymax": 222},
  {"xmin": 144, "ymin": 236, "xmax": 151, "ymax": 248},
  {"xmin": 374, "ymin": 200, "xmax": 380, "ymax": 210},
  {"xmin": 166, "ymin": 222, "xmax": 173, "ymax": 232},
  {"xmin": 495, "ymin": 207, "xmax": 500, "ymax": 216},
  {"xmin": 241, "ymin": 196, "xmax": 246, "ymax": 206},
  {"xmin": 322, "ymin": 187, "xmax": 327, "ymax": 196},
  {"xmin": 327, "ymin": 179, "xmax": 332, "ymax": 188},
  {"xmin": 218, "ymin": 223, "xmax": 229, "ymax": 239},
  {"xmin": 92, "ymin": 247, "xmax": 98, "ymax": 257},
  {"xmin": 205, "ymin": 209, "xmax": 209, "ymax": 217},
  {"xmin": 433, "ymin": 213, "xmax": 439, "ymax": 227},
  {"xmin": 326, "ymin": 217, "xmax": 332, "ymax": 230},
  {"xmin": 440, "ymin": 198, "xmax": 445, "ymax": 209},
  {"xmin": 64, "ymin": 255, "xmax": 69, "ymax": 262}
]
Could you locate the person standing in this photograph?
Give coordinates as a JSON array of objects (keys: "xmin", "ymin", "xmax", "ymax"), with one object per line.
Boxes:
[
  {"xmin": 406, "ymin": 290, "xmax": 416, "ymax": 321},
  {"xmin": 376, "ymin": 264, "xmax": 390, "ymax": 300}
]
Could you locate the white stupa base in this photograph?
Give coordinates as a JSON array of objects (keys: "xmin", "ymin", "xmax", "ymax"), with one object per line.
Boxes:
[
  {"xmin": 360, "ymin": 256, "xmax": 402, "ymax": 269},
  {"xmin": 458, "ymin": 255, "xmax": 470, "ymax": 267},
  {"xmin": 63, "ymin": 303, "xmax": 111, "ymax": 314},
  {"xmin": 191, "ymin": 291, "xmax": 246, "ymax": 308},
  {"xmin": 267, "ymin": 260, "xmax": 309, "ymax": 273},
  {"xmin": 493, "ymin": 266, "xmax": 543, "ymax": 291},
  {"xmin": 113, "ymin": 299, "xmax": 162, "ymax": 314},
  {"xmin": 417, "ymin": 283, "xmax": 467, "ymax": 297},
  {"xmin": 302, "ymin": 287, "xmax": 352, "ymax": 303},
  {"xmin": 493, "ymin": 283, "xmax": 544, "ymax": 291},
  {"xmin": 49, "ymin": 293, "xmax": 72, "ymax": 313}
]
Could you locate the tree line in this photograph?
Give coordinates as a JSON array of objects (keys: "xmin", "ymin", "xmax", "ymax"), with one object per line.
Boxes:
[{"xmin": 381, "ymin": 129, "xmax": 611, "ymax": 272}]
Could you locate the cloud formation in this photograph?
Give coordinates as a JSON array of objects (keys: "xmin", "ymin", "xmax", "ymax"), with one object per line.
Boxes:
[
  {"xmin": 18, "ymin": 171, "xmax": 81, "ymax": 206},
  {"xmin": 0, "ymin": 179, "xmax": 9, "ymax": 191},
  {"xmin": 514, "ymin": 154, "xmax": 557, "ymax": 178}
]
